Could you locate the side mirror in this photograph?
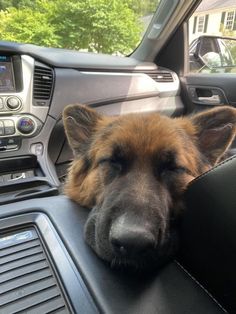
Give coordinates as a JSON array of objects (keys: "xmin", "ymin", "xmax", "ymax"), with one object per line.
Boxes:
[{"xmin": 189, "ymin": 35, "xmax": 236, "ymax": 72}]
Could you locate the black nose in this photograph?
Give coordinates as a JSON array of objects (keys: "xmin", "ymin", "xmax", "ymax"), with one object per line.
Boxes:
[{"xmin": 110, "ymin": 227, "xmax": 156, "ymax": 257}]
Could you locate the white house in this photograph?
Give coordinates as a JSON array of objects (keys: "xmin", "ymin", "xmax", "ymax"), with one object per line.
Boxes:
[{"xmin": 189, "ymin": 0, "xmax": 236, "ymax": 43}]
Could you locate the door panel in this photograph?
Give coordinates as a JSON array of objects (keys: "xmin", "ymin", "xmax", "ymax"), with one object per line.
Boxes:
[
  {"xmin": 181, "ymin": 73, "xmax": 236, "ymax": 156},
  {"xmin": 184, "ymin": 74, "xmax": 236, "ymax": 107}
]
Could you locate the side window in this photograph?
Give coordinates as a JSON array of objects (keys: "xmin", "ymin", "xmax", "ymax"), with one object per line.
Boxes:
[
  {"xmin": 188, "ymin": 0, "xmax": 236, "ymax": 73},
  {"xmin": 225, "ymin": 11, "xmax": 236, "ymax": 30},
  {"xmin": 197, "ymin": 16, "xmax": 206, "ymax": 33}
]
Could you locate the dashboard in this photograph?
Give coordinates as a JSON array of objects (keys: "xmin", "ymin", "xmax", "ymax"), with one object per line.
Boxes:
[{"xmin": 0, "ymin": 42, "xmax": 183, "ymax": 190}]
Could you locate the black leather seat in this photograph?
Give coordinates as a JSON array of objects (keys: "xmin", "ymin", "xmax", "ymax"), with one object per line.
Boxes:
[{"xmin": 179, "ymin": 155, "xmax": 236, "ymax": 313}]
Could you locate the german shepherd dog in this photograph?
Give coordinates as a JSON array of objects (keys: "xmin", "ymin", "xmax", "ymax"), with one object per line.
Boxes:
[{"xmin": 63, "ymin": 104, "xmax": 236, "ymax": 270}]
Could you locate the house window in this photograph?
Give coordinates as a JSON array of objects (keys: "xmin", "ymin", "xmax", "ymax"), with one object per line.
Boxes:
[
  {"xmin": 198, "ymin": 16, "xmax": 205, "ymax": 32},
  {"xmin": 225, "ymin": 11, "xmax": 235, "ymax": 30}
]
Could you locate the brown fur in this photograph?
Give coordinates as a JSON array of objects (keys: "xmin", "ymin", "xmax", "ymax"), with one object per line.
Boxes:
[
  {"xmin": 63, "ymin": 104, "xmax": 236, "ymax": 270},
  {"xmin": 64, "ymin": 113, "xmax": 210, "ymax": 207}
]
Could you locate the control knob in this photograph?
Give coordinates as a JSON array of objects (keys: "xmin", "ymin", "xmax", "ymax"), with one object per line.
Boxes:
[
  {"xmin": 17, "ymin": 117, "xmax": 35, "ymax": 134},
  {"xmin": 6, "ymin": 96, "xmax": 21, "ymax": 110}
]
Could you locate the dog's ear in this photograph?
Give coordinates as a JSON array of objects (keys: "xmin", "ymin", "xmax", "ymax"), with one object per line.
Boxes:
[
  {"xmin": 191, "ymin": 106, "xmax": 236, "ymax": 164},
  {"xmin": 63, "ymin": 104, "xmax": 101, "ymax": 155}
]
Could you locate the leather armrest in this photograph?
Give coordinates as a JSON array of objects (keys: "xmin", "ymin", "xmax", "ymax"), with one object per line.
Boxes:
[{"xmin": 179, "ymin": 155, "xmax": 236, "ymax": 313}]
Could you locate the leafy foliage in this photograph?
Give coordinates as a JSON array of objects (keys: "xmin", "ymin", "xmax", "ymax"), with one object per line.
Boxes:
[
  {"xmin": 217, "ymin": 25, "xmax": 236, "ymax": 66},
  {"xmin": 0, "ymin": 0, "xmax": 159, "ymax": 54},
  {"xmin": 0, "ymin": 7, "xmax": 59, "ymax": 47},
  {"xmin": 0, "ymin": 0, "xmax": 37, "ymax": 10},
  {"xmin": 128, "ymin": 0, "xmax": 157, "ymax": 16}
]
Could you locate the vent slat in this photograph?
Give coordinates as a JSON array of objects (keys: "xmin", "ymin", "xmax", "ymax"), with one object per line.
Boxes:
[
  {"xmin": 1, "ymin": 269, "xmax": 53, "ymax": 294},
  {"xmin": 34, "ymin": 73, "xmax": 52, "ymax": 77},
  {"xmin": 0, "ymin": 260, "xmax": 49, "ymax": 284},
  {"xmin": 18, "ymin": 296, "xmax": 66, "ymax": 314},
  {"xmin": 34, "ymin": 77, "xmax": 53, "ymax": 81},
  {"xmin": 34, "ymin": 90, "xmax": 52, "ymax": 93},
  {"xmin": 33, "ymin": 65, "xmax": 53, "ymax": 100},
  {"xmin": 0, "ymin": 277, "xmax": 57, "ymax": 306},
  {"xmin": 34, "ymin": 69, "xmax": 52, "ymax": 73},
  {"xmin": 1, "ymin": 252, "xmax": 45, "ymax": 273},
  {"xmin": 34, "ymin": 73, "xmax": 53, "ymax": 77},
  {"xmin": 34, "ymin": 87, "xmax": 52, "ymax": 91},
  {"xmin": 1, "ymin": 286, "xmax": 61, "ymax": 314},
  {"xmin": 34, "ymin": 71, "xmax": 52, "ymax": 75},
  {"xmin": 34, "ymin": 82, "xmax": 52, "ymax": 86},
  {"xmin": 0, "ymin": 239, "xmax": 40, "ymax": 258},
  {"xmin": 34, "ymin": 79, "xmax": 52, "ymax": 83},
  {"xmin": 0, "ymin": 246, "xmax": 42, "ymax": 266},
  {"xmin": 147, "ymin": 71, "xmax": 174, "ymax": 83}
]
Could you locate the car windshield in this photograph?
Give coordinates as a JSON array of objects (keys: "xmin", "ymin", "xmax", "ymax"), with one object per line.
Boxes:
[{"xmin": 0, "ymin": 0, "xmax": 160, "ymax": 55}]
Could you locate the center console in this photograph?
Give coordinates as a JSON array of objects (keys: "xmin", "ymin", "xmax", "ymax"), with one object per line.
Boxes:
[
  {"xmin": 0, "ymin": 54, "xmax": 53, "ymax": 150},
  {"xmin": 0, "ymin": 53, "xmax": 59, "ymax": 202}
]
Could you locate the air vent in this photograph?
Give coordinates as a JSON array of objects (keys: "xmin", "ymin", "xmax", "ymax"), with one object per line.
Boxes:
[
  {"xmin": 148, "ymin": 71, "xmax": 174, "ymax": 83},
  {"xmin": 33, "ymin": 65, "xmax": 54, "ymax": 106},
  {"xmin": 0, "ymin": 228, "xmax": 71, "ymax": 313}
]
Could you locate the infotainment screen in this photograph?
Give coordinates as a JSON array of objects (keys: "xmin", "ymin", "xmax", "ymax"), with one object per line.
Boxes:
[{"xmin": 0, "ymin": 56, "xmax": 15, "ymax": 92}]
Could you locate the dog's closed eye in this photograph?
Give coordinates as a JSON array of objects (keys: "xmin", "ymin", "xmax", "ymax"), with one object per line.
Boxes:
[
  {"xmin": 156, "ymin": 164, "xmax": 189, "ymax": 181},
  {"xmin": 159, "ymin": 163, "xmax": 187, "ymax": 174},
  {"xmin": 154, "ymin": 150, "xmax": 189, "ymax": 178},
  {"xmin": 98, "ymin": 157, "xmax": 123, "ymax": 173},
  {"xmin": 98, "ymin": 144, "xmax": 132, "ymax": 176}
]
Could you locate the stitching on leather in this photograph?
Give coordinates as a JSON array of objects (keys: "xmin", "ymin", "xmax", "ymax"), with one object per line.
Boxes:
[
  {"xmin": 188, "ymin": 155, "xmax": 236, "ymax": 187},
  {"xmin": 174, "ymin": 260, "xmax": 228, "ymax": 313}
]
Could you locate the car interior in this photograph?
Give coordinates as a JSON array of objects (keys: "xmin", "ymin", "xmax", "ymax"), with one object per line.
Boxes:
[{"xmin": 0, "ymin": 0, "xmax": 235, "ymax": 313}]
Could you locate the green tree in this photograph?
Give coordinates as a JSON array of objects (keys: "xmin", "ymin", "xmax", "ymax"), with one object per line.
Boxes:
[
  {"xmin": 0, "ymin": 0, "xmax": 36, "ymax": 10},
  {"xmin": 128, "ymin": 0, "xmax": 159, "ymax": 16},
  {"xmin": 220, "ymin": 24, "xmax": 236, "ymax": 38},
  {"xmin": 0, "ymin": 0, "xmax": 142, "ymax": 55},
  {"xmin": 50, "ymin": 0, "xmax": 141, "ymax": 53},
  {"xmin": 219, "ymin": 25, "xmax": 236, "ymax": 65},
  {"xmin": 0, "ymin": 0, "xmax": 13, "ymax": 10},
  {"xmin": 0, "ymin": 7, "xmax": 59, "ymax": 47}
]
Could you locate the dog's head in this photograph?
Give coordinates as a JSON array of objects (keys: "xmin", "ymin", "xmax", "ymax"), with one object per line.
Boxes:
[{"xmin": 63, "ymin": 105, "xmax": 236, "ymax": 270}]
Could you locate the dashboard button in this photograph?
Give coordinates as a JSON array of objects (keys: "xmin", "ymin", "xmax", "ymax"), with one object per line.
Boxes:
[
  {"xmin": 0, "ymin": 138, "xmax": 7, "ymax": 150},
  {"xmin": 6, "ymin": 137, "xmax": 20, "ymax": 150},
  {"xmin": 31, "ymin": 142, "xmax": 43, "ymax": 155},
  {"xmin": 17, "ymin": 117, "xmax": 35, "ymax": 134},
  {"xmin": 0, "ymin": 121, "xmax": 4, "ymax": 135},
  {"xmin": 6, "ymin": 96, "xmax": 21, "ymax": 110},
  {"xmin": 3, "ymin": 119, "xmax": 15, "ymax": 135},
  {"xmin": 0, "ymin": 98, "xmax": 4, "ymax": 109}
]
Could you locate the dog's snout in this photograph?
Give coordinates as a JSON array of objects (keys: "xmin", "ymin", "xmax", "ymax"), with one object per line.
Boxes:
[{"xmin": 110, "ymin": 224, "xmax": 156, "ymax": 257}]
